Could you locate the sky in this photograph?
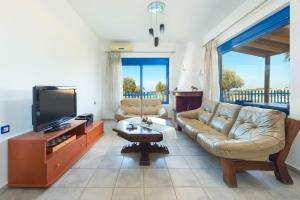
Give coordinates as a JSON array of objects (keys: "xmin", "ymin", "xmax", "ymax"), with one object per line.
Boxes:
[
  {"xmin": 222, "ymin": 51, "xmax": 290, "ymax": 89},
  {"xmin": 122, "ymin": 65, "xmax": 167, "ymax": 92}
]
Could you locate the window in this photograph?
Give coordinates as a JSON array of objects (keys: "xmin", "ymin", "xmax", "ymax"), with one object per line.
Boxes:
[
  {"xmin": 122, "ymin": 58, "xmax": 169, "ymax": 104},
  {"xmin": 218, "ymin": 6, "xmax": 290, "ymax": 114}
]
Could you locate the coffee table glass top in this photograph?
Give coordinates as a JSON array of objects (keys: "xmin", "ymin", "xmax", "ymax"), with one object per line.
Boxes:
[{"xmin": 114, "ymin": 117, "xmax": 174, "ymax": 135}]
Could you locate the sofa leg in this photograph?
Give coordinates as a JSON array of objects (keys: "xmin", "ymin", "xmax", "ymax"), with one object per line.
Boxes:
[
  {"xmin": 273, "ymin": 160, "xmax": 293, "ymax": 184},
  {"xmin": 221, "ymin": 159, "xmax": 237, "ymax": 188},
  {"xmin": 177, "ymin": 125, "xmax": 182, "ymax": 131}
]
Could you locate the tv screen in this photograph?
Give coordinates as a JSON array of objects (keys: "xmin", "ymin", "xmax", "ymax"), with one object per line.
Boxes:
[{"xmin": 32, "ymin": 86, "xmax": 77, "ymax": 132}]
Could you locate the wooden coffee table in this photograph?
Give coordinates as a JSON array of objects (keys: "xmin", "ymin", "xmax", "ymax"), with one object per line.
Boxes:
[{"xmin": 113, "ymin": 117, "xmax": 171, "ymax": 166}]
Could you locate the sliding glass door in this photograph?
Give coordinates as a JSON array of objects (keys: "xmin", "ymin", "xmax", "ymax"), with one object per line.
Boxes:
[{"xmin": 122, "ymin": 58, "xmax": 169, "ymax": 104}]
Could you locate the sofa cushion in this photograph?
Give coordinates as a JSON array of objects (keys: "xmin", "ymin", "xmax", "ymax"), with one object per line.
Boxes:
[
  {"xmin": 121, "ymin": 99, "xmax": 141, "ymax": 115},
  {"xmin": 182, "ymin": 119, "xmax": 210, "ymax": 139},
  {"xmin": 209, "ymin": 103, "xmax": 241, "ymax": 135},
  {"xmin": 228, "ymin": 106, "xmax": 286, "ymax": 141},
  {"xmin": 142, "ymin": 105, "xmax": 161, "ymax": 115},
  {"xmin": 196, "ymin": 132, "xmax": 284, "ymax": 161},
  {"xmin": 197, "ymin": 101, "xmax": 219, "ymax": 124},
  {"xmin": 196, "ymin": 128, "xmax": 228, "ymax": 149},
  {"xmin": 120, "ymin": 99, "xmax": 163, "ymax": 115}
]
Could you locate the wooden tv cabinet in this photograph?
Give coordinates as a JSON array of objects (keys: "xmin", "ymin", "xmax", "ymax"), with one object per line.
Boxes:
[{"xmin": 8, "ymin": 120, "xmax": 103, "ymax": 187}]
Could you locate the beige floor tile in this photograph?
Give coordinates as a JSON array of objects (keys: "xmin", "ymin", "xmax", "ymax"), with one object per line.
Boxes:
[
  {"xmin": 165, "ymin": 156, "xmax": 189, "ymax": 168},
  {"xmin": 79, "ymin": 188, "xmax": 113, "ymax": 200},
  {"xmin": 205, "ymin": 156, "xmax": 221, "ymax": 168},
  {"xmin": 20, "ymin": 189, "xmax": 49, "ymax": 200},
  {"xmin": 0, "ymin": 189, "xmax": 23, "ymax": 200},
  {"xmin": 144, "ymin": 169, "xmax": 172, "ymax": 187},
  {"xmin": 145, "ymin": 187, "xmax": 176, "ymax": 200},
  {"xmin": 94, "ymin": 138, "xmax": 114, "ymax": 146},
  {"xmin": 112, "ymin": 138, "xmax": 130, "ymax": 146},
  {"xmin": 204, "ymin": 187, "xmax": 242, "ymax": 200},
  {"xmin": 179, "ymin": 146, "xmax": 206, "ymax": 156},
  {"xmin": 184, "ymin": 156, "xmax": 214, "ymax": 168},
  {"xmin": 112, "ymin": 188, "xmax": 144, "ymax": 200},
  {"xmin": 147, "ymin": 154, "xmax": 167, "ymax": 168},
  {"xmin": 267, "ymin": 186, "xmax": 300, "ymax": 200},
  {"xmin": 235, "ymin": 171, "xmax": 267, "ymax": 188},
  {"xmin": 56, "ymin": 169, "xmax": 94, "ymax": 187},
  {"xmin": 87, "ymin": 146, "xmax": 109, "ymax": 156},
  {"xmin": 105, "ymin": 146, "xmax": 123, "ymax": 156},
  {"xmin": 175, "ymin": 187, "xmax": 210, "ymax": 200},
  {"xmin": 98, "ymin": 156, "xmax": 124, "ymax": 168},
  {"xmin": 167, "ymin": 147, "xmax": 184, "ymax": 156},
  {"xmin": 46, "ymin": 188, "xmax": 83, "ymax": 200},
  {"xmin": 121, "ymin": 154, "xmax": 142, "ymax": 168},
  {"xmin": 236, "ymin": 188, "xmax": 274, "ymax": 200},
  {"xmin": 193, "ymin": 169, "xmax": 225, "ymax": 187},
  {"xmin": 116, "ymin": 169, "xmax": 143, "ymax": 187},
  {"xmin": 73, "ymin": 153, "xmax": 103, "ymax": 169},
  {"xmin": 169, "ymin": 169, "xmax": 200, "ymax": 187},
  {"xmin": 87, "ymin": 169, "xmax": 119, "ymax": 187}
]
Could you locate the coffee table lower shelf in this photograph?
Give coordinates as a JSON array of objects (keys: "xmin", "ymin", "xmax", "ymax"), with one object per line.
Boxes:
[{"xmin": 121, "ymin": 142, "xmax": 169, "ymax": 166}]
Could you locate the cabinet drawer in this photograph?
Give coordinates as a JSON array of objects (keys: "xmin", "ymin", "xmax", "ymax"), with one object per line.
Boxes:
[
  {"xmin": 47, "ymin": 135, "xmax": 86, "ymax": 183},
  {"xmin": 87, "ymin": 126, "xmax": 101, "ymax": 147}
]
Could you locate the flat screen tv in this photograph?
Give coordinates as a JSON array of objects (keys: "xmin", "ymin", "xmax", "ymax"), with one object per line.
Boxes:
[{"xmin": 32, "ymin": 86, "xmax": 77, "ymax": 132}]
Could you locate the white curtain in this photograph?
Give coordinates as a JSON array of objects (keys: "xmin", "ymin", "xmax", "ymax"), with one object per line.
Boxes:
[
  {"xmin": 101, "ymin": 52, "xmax": 122, "ymax": 118},
  {"xmin": 203, "ymin": 40, "xmax": 220, "ymax": 101}
]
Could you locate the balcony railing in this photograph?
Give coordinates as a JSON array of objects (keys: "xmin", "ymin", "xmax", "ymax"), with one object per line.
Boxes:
[
  {"xmin": 123, "ymin": 92, "xmax": 168, "ymax": 104},
  {"xmin": 222, "ymin": 89, "xmax": 290, "ymax": 104}
]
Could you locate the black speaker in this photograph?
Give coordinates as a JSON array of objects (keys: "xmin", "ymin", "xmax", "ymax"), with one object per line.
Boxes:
[{"xmin": 75, "ymin": 113, "xmax": 94, "ymax": 126}]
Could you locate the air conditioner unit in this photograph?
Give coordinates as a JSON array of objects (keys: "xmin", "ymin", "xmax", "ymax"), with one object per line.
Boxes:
[{"xmin": 110, "ymin": 43, "xmax": 133, "ymax": 52}]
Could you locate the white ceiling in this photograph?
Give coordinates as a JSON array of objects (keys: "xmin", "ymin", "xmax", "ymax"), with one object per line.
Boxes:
[{"xmin": 67, "ymin": 0, "xmax": 246, "ymax": 43}]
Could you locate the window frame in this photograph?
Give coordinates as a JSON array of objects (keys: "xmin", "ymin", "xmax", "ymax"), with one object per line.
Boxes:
[
  {"xmin": 217, "ymin": 5, "xmax": 290, "ymax": 114},
  {"xmin": 121, "ymin": 58, "xmax": 170, "ymax": 104}
]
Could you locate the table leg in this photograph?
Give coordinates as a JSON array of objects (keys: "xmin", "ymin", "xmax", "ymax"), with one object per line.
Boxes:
[
  {"xmin": 140, "ymin": 142, "xmax": 150, "ymax": 166},
  {"xmin": 120, "ymin": 142, "xmax": 169, "ymax": 166}
]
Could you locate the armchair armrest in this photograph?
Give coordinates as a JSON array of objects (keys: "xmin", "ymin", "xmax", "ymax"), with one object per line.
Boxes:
[
  {"xmin": 158, "ymin": 107, "xmax": 168, "ymax": 118},
  {"xmin": 115, "ymin": 108, "xmax": 126, "ymax": 121},
  {"xmin": 177, "ymin": 108, "xmax": 201, "ymax": 119}
]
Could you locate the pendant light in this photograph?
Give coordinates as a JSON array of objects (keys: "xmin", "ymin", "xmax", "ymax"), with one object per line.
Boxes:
[{"xmin": 147, "ymin": 1, "xmax": 165, "ymax": 47}]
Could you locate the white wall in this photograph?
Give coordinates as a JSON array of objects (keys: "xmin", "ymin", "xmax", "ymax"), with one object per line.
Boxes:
[
  {"xmin": 177, "ymin": 41, "xmax": 203, "ymax": 91},
  {"xmin": 0, "ymin": 0, "xmax": 107, "ymax": 187},
  {"xmin": 202, "ymin": 0, "xmax": 300, "ymax": 170},
  {"xmin": 287, "ymin": 0, "xmax": 300, "ymax": 170}
]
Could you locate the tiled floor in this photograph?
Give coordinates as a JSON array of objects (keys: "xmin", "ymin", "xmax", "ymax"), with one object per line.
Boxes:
[{"xmin": 1, "ymin": 120, "xmax": 300, "ymax": 200}]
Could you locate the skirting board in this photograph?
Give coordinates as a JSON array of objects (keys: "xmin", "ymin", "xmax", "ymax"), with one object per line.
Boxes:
[
  {"xmin": 0, "ymin": 185, "xmax": 7, "ymax": 195},
  {"xmin": 287, "ymin": 162, "xmax": 300, "ymax": 174}
]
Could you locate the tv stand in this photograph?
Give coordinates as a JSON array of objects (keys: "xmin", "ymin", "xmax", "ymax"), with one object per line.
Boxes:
[
  {"xmin": 8, "ymin": 120, "xmax": 104, "ymax": 187},
  {"xmin": 44, "ymin": 122, "xmax": 71, "ymax": 133}
]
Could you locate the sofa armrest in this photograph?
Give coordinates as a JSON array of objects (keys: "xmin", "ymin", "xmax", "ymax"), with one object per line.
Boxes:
[
  {"xmin": 177, "ymin": 108, "xmax": 201, "ymax": 119},
  {"xmin": 158, "ymin": 107, "xmax": 168, "ymax": 118},
  {"xmin": 115, "ymin": 108, "xmax": 126, "ymax": 121}
]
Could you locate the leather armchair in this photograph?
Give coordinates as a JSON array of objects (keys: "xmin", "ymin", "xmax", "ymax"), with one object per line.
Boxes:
[{"xmin": 115, "ymin": 99, "xmax": 168, "ymax": 121}]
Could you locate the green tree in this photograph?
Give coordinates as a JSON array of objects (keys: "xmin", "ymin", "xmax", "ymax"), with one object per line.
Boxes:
[
  {"xmin": 222, "ymin": 68, "xmax": 244, "ymax": 91},
  {"xmin": 134, "ymin": 85, "xmax": 145, "ymax": 93},
  {"xmin": 123, "ymin": 77, "xmax": 137, "ymax": 93},
  {"xmin": 155, "ymin": 81, "xmax": 166, "ymax": 93}
]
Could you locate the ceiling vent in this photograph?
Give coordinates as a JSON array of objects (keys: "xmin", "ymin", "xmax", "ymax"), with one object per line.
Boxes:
[{"xmin": 110, "ymin": 42, "xmax": 133, "ymax": 52}]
